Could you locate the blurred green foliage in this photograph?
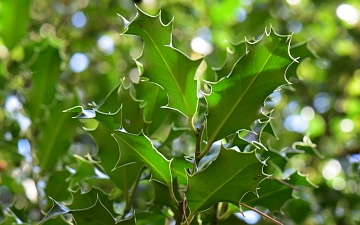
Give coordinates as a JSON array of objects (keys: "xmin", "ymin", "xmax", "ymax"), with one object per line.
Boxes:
[{"xmin": 0, "ymin": 0, "xmax": 360, "ymax": 224}]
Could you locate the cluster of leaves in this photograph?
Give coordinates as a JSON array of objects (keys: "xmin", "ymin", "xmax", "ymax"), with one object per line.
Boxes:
[
  {"xmin": 1, "ymin": 0, "xmax": 360, "ymax": 225},
  {"xmin": 35, "ymin": 7, "xmax": 318, "ymax": 224}
]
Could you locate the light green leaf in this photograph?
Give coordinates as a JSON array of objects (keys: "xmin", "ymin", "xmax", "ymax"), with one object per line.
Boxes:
[
  {"xmin": 185, "ymin": 146, "xmax": 265, "ymax": 218},
  {"xmin": 37, "ymin": 96, "xmax": 79, "ymax": 172},
  {"xmin": 292, "ymin": 135, "xmax": 324, "ymax": 158},
  {"xmin": 205, "ymin": 28, "xmax": 295, "ymax": 147},
  {"xmin": 25, "ymin": 41, "xmax": 62, "ymax": 121},
  {"xmin": 0, "ymin": 0, "xmax": 30, "ymax": 50},
  {"xmin": 213, "ymin": 40, "xmax": 247, "ymax": 81},
  {"xmin": 112, "ymin": 131, "xmax": 171, "ymax": 186},
  {"xmin": 123, "ymin": 8, "xmax": 202, "ymax": 118}
]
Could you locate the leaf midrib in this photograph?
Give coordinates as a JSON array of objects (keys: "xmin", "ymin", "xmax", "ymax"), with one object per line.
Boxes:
[
  {"xmin": 40, "ymin": 105, "xmax": 69, "ymax": 171},
  {"xmin": 116, "ymin": 134, "xmax": 170, "ymax": 185},
  {"xmin": 191, "ymin": 158, "xmax": 259, "ymax": 214},
  {"xmin": 208, "ymin": 38, "xmax": 283, "ymax": 145},
  {"xmin": 142, "ymin": 25, "xmax": 193, "ymax": 117}
]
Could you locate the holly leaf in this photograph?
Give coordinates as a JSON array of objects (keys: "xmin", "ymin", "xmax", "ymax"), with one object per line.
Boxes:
[
  {"xmin": 90, "ymin": 123, "xmax": 144, "ymax": 198},
  {"xmin": 71, "ymin": 198, "xmax": 116, "ymax": 225},
  {"xmin": 205, "ymin": 28, "xmax": 296, "ymax": 147},
  {"xmin": 37, "ymin": 96, "xmax": 79, "ymax": 172},
  {"xmin": 241, "ymin": 172, "xmax": 316, "ymax": 211},
  {"xmin": 213, "ymin": 40, "xmax": 247, "ymax": 81},
  {"xmin": 112, "ymin": 131, "xmax": 171, "ymax": 186},
  {"xmin": 39, "ymin": 198, "xmax": 69, "ymax": 224},
  {"xmin": 95, "ymin": 79, "xmax": 147, "ymax": 134},
  {"xmin": 25, "ymin": 41, "xmax": 62, "ymax": 121},
  {"xmin": 185, "ymin": 146, "xmax": 265, "ymax": 219},
  {"xmin": 122, "ymin": 7, "xmax": 202, "ymax": 118},
  {"xmin": 68, "ymin": 187, "xmax": 118, "ymax": 218},
  {"xmin": 135, "ymin": 80, "xmax": 170, "ymax": 136}
]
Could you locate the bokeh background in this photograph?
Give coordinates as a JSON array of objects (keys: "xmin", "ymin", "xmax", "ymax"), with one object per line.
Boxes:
[{"xmin": 1, "ymin": 0, "xmax": 360, "ymax": 224}]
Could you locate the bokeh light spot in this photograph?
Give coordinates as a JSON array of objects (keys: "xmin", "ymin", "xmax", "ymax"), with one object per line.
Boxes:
[
  {"xmin": 286, "ymin": 0, "xmax": 301, "ymax": 5},
  {"xmin": 70, "ymin": 53, "xmax": 89, "ymax": 73},
  {"xmin": 286, "ymin": 20, "xmax": 303, "ymax": 33},
  {"xmin": 284, "ymin": 115, "xmax": 308, "ymax": 133},
  {"xmin": 236, "ymin": 8, "xmax": 247, "ymax": 22},
  {"xmin": 97, "ymin": 35, "xmax": 114, "ymax": 55},
  {"xmin": 235, "ymin": 210, "xmax": 261, "ymax": 224},
  {"xmin": 191, "ymin": 37, "xmax": 213, "ymax": 55},
  {"xmin": 301, "ymin": 106, "xmax": 315, "ymax": 121},
  {"xmin": 340, "ymin": 119, "xmax": 354, "ymax": 133},
  {"xmin": 313, "ymin": 92, "xmax": 330, "ymax": 113},
  {"xmin": 322, "ymin": 159, "xmax": 341, "ymax": 180},
  {"xmin": 72, "ymin": 11, "xmax": 87, "ymax": 28},
  {"xmin": 336, "ymin": 4, "xmax": 359, "ymax": 25},
  {"xmin": 332, "ymin": 177, "xmax": 346, "ymax": 190}
]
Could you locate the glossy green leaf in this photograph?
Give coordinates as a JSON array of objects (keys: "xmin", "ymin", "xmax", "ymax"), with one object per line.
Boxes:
[
  {"xmin": 41, "ymin": 216, "xmax": 71, "ymax": 225},
  {"xmin": 39, "ymin": 198, "xmax": 69, "ymax": 224},
  {"xmin": 96, "ymin": 80, "xmax": 147, "ymax": 134},
  {"xmin": 68, "ymin": 188, "xmax": 118, "ymax": 218},
  {"xmin": 205, "ymin": 28, "xmax": 295, "ymax": 146},
  {"xmin": 241, "ymin": 172, "xmax": 315, "ymax": 211},
  {"xmin": 135, "ymin": 80, "xmax": 170, "ymax": 136},
  {"xmin": 112, "ymin": 131, "xmax": 171, "ymax": 186},
  {"xmin": 213, "ymin": 41, "xmax": 247, "ymax": 81},
  {"xmin": 71, "ymin": 198, "xmax": 116, "ymax": 225},
  {"xmin": 90, "ymin": 123, "xmax": 144, "ymax": 198},
  {"xmin": 185, "ymin": 146, "xmax": 265, "ymax": 218},
  {"xmin": 122, "ymin": 8, "xmax": 202, "ymax": 118},
  {"xmin": 0, "ymin": 0, "xmax": 30, "ymax": 50}
]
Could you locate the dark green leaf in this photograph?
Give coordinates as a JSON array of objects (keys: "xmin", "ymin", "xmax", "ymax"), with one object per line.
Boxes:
[
  {"xmin": 39, "ymin": 198, "xmax": 69, "ymax": 224},
  {"xmin": 241, "ymin": 172, "xmax": 315, "ymax": 211},
  {"xmin": 71, "ymin": 198, "xmax": 116, "ymax": 225},
  {"xmin": 90, "ymin": 123, "xmax": 144, "ymax": 197},
  {"xmin": 185, "ymin": 146, "xmax": 265, "ymax": 219},
  {"xmin": 45, "ymin": 170, "xmax": 71, "ymax": 202}
]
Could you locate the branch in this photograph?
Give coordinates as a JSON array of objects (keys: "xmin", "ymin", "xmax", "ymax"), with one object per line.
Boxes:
[
  {"xmin": 193, "ymin": 124, "xmax": 205, "ymax": 173},
  {"xmin": 270, "ymin": 176, "xmax": 298, "ymax": 190},
  {"xmin": 121, "ymin": 165, "xmax": 146, "ymax": 219},
  {"xmin": 239, "ymin": 202, "xmax": 283, "ymax": 225}
]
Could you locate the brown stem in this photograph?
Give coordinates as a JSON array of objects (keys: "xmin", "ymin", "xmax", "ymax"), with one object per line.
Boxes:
[
  {"xmin": 193, "ymin": 124, "xmax": 204, "ymax": 173},
  {"xmin": 270, "ymin": 176, "xmax": 298, "ymax": 190},
  {"xmin": 175, "ymin": 201, "xmax": 184, "ymax": 225},
  {"xmin": 239, "ymin": 202, "xmax": 283, "ymax": 225},
  {"xmin": 210, "ymin": 203, "xmax": 218, "ymax": 225}
]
